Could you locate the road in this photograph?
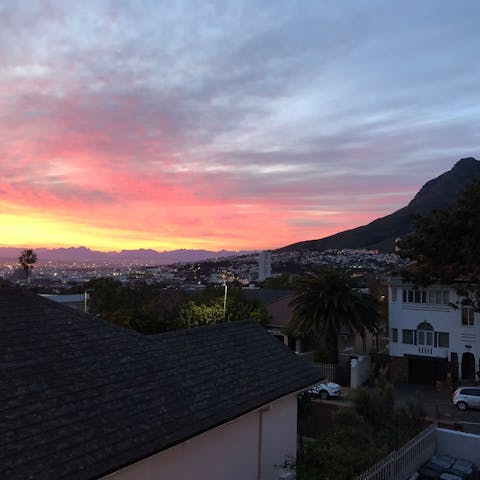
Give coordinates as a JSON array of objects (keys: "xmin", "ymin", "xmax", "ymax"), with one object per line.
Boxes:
[{"xmin": 394, "ymin": 384, "xmax": 480, "ymax": 433}]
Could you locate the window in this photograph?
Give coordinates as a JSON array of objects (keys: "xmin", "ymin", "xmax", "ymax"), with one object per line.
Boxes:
[
  {"xmin": 438, "ymin": 332, "xmax": 449, "ymax": 348},
  {"xmin": 391, "ymin": 287, "xmax": 397, "ymax": 302},
  {"xmin": 462, "ymin": 306, "xmax": 475, "ymax": 326},
  {"xmin": 461, "ymin": 389, "xmax": 480, "ymax": 397},
  {"xmin": 418, "ymin": 330, "xmax": 433, "ymax": 346},
  {"xmin": 402, "ymin": 329, "xmax": 414, "ymax": 344},
  {"xmin": 392, "ymin": 328, "xmax": 398, "ymax": 342},
  {"xmin": 416, "ymin": 321, "xmax": 433, "ymax": 346},
  {"xmin": 402, "ymin": 288, "xmax": 450, "ymax": 305}
]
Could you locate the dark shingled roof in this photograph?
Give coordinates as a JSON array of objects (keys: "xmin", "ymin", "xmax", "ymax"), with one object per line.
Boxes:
[
  {"xmin": 242, "ymin": 288, "xmax": 295, "ymax": 305},
  {"xmin": 0, "ymin": 288, "xmax": 321, "ymax": 479}
]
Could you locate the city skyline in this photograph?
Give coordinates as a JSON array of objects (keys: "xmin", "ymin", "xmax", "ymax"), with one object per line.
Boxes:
[{"xmin": 1, "ymin": 1, "xmax": 479, "ymax": 252}]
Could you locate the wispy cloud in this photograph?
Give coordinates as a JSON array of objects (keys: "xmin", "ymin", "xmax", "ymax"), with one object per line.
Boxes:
[{"xmin": 0, "ymin": 0, "xmax": 479, "ymax": 250}]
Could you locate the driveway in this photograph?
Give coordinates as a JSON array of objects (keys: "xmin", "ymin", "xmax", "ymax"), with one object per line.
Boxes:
[{"xmin": 394, "ymin": 384, "xmax": 480, "ymax": 433}]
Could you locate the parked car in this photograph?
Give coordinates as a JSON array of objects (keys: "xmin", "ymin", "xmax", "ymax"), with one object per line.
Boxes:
[
  {"xmin": 307, "ymin": 380, "xmax": 342, "ymax": 400},
  {"xmin": 452, "ymin": 386, "xmax": 480, "ymax": 411}
]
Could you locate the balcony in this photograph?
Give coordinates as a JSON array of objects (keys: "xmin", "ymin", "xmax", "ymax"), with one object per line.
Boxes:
[{"xmin": 390, "ymin": 343, "xmax": 449, "ymax": 358}]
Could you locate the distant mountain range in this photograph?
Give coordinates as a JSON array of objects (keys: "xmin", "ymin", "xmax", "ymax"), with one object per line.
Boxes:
[
  {"xmin": 0, "ymin": 246, "xmax": 252, "ymax": 265},
  {"xmin": 279, "ymin": 157, "xmax": 480, "ymax": 253}
]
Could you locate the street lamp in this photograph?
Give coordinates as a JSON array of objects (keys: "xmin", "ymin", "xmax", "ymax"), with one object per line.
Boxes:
[
  {"xmin": 84, "ymin": 289, "xmax": 93, "ymax": 313},
  {"xmin": 223, "ymin": 281, "xmax": 228, "ymax": 321}
]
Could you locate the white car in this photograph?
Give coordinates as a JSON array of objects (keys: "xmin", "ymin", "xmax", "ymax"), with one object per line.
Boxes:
[
  {"xmin": 452, "ymin": 386, "xmax": 480, "ymax": 411},
  {"xmin": 307, "ymin": 380, "xmax": 342, "ymax": 400}
]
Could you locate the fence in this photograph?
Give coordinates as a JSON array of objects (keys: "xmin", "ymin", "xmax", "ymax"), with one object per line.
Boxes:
[
  {"xmin": 313, "ymin": 362, "xmax": 338, "ymax": 382},
  {"xmin": 356, "ymin": 423, "xmax": 437, "ymax": 480}
]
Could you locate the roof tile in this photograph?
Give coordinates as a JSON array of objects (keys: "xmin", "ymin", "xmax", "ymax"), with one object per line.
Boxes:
[{"xmin": 0, "ymin": 287, "xmax": 321, "ymax": 479}]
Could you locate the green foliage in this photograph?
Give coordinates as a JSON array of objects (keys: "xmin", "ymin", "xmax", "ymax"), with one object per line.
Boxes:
[
  {"xmin": 399, "ymin": 181, "xmax": 480, "ymax": 308},
  {"xmin": 290, "ymin": 265, "xmax": 379, "ymax": 362},
  {"xmin": 297, "ymin": 371, "xmax": 426, "ymax": 480},
  {"xmin": 178, "ymin": 299, "xmax": 224, "ymax": 327},
  {"xmin": 87, "ymin": 280, "xmax": 269, "ymax": 333},
  {"xmin": 87, "ymin": 278, "xmax": 187, "ymax": 333},
  {"xmin": 299, "ymin": 408, "xmax": 379, "ymax": 480},
  {"xmin": 178, "ymin": 286, "xmax": 269, "ymax": 327}
]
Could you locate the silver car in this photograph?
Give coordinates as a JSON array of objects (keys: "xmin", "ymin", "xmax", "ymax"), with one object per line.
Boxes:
[{"xmin": 452, "ymin": 386, "xmax": 480, "ymax": 411}]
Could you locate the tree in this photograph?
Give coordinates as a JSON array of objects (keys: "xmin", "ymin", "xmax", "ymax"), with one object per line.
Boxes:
[
  {"xmin": 289, "ymin": 265, "xmax": 379, "ymax": 362},
  {"xmin": 178, "ymin": 300, "xmax": 224, "ymax": 327},
  {"xmin": 86, "ymin": 278, "xmax": 187, "ymax": 333},
  {"xmin": 297, "ymin": 372, "xmax": 426, "ymax": 480},
  {"xmin": 18, "ymin": 249, "xmax": 37, "ymax": 284},
  {"xmin": 398, "ymin": 181, "xmax": 480, "ymax": 309},
  {"xmin": 177, "ymin": 286, "xmax": 269, "ymax": 327}
]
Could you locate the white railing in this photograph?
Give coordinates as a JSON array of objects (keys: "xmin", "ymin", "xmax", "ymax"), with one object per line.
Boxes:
[
  {"xmin": 390, "ymin": 343, "xmax": 448, "ymax": 358},
  {"xmin": 356, "ymin": 423, "xmax": 437, "ymax": 480}
]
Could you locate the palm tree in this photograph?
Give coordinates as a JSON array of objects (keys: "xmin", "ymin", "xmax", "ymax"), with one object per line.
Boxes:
[
  {"xmin": 18, "ymin": 249, "xmax": 38, "ymax": 284},
  {"xmin": 289, "ymin": 265, "xmax": 379, "ymax": 363}
]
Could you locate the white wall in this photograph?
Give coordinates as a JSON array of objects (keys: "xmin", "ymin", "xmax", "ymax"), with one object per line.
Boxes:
[
  {"xmin": 350, "ymin": 355, "xmax": 371, "ymax": 389},
  {"xmin": 388, "ymin": 279, "xmax": 480, "ymax": 377},
  {"xmin": 102, "ymin": 394, "xmax": 297, "ymax": 480},
  {"xmin": 436, "ymin": 428, "xmax": 480, "ymax": 465}
]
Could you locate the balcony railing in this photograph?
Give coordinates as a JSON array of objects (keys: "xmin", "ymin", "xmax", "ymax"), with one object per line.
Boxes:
[{"xmin": 390, "ymin": 343, "xmax": 448, "ymax": 358}]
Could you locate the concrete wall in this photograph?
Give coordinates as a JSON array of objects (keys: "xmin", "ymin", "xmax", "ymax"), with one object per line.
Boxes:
[
  {"xmin": 350, "ymin": 355, "xmax": 371, "ymax": 389},
  {"xmin": 102, "ymin": 394, "xmax": 297, "ymax": 480},
  {"xmin": 436, "ymin": 428, "xmax": 480, "ymax": 465}
]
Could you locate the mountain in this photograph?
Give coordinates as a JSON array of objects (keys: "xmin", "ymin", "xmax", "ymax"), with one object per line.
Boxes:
[
  {"xmin": 0, "ymin": 246, "xmax": 249, "ymax": 265},
  {"xmin": 279, "ymin": 157, "xmax": 480, "ymax": 253}
]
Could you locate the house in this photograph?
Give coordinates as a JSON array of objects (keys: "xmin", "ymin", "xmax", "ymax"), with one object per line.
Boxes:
[
  {"xmin": 243, "ymin": 288, "xmax": 379, "ymax": 363},
  {"xmin": 0, "ymin": 287, "xmax": 322, "ymax": 480},
  {"xmin": 243, "ymin": 288, "xmax": 300, "ymax": 351},
  {"xmin": 388, "ymin": 277, "xmax": 480, "ymax": 384}
]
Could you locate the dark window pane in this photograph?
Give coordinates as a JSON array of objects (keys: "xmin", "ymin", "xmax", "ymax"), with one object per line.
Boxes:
[
  {"xmin": 392, "ymin": 328, "xmax": 398, "ymax": 342},
  {"xmin": 402, "ymin": 329, "xmax": 413, "ymax": 344},
  {"xmin": 438, "ymin": 332, "xmax": 449, "ymax": 348}
]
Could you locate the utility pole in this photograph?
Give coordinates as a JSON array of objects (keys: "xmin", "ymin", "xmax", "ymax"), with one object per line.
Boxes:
[{"xmin": 223, "ymin": 281, "xmax": 228, "ymax": 322}]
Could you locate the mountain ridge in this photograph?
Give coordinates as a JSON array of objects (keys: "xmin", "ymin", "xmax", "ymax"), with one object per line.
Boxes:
[
  {"xmin": 278, "ymin": 157, "xmax": 480, "ymax": 253},
  {"xmin": 0, "ymin": 246, "xmax": 251, "ymax": 265}
]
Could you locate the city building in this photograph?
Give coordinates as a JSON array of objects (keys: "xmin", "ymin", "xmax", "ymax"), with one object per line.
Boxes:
[{"xmin": 258, "ymin": 250, "xmax": 272, "ymax": 282}]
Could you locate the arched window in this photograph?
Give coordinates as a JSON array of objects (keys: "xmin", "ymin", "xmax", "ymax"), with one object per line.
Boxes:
[{"xmin": 417, "ymin": 321, "xmax": 434, "ymax": 346}]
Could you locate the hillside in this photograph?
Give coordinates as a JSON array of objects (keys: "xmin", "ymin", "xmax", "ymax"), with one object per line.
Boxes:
[{"xmin": 279, "ymin": 157, "xmax": 480, "ymax": 253}]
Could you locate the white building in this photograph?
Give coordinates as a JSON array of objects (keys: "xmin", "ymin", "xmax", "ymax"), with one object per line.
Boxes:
[
  {"xmin": 388, "ymin": 277, "xmax": 480, "ymax": 384},
  {"xmin": 258, "ymin": 250, "xmax": 272, "ymax": 282}
]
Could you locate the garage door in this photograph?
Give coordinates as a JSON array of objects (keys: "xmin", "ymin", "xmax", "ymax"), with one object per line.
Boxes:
[{"xmin": 407, "ymin": 356, "xmax": 447, "ymax": 385}]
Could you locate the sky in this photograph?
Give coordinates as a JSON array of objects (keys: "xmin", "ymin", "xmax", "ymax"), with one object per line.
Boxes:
[{"xmin": 1, "ymin": 0, "xmax": 479, "ymax": 252}]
